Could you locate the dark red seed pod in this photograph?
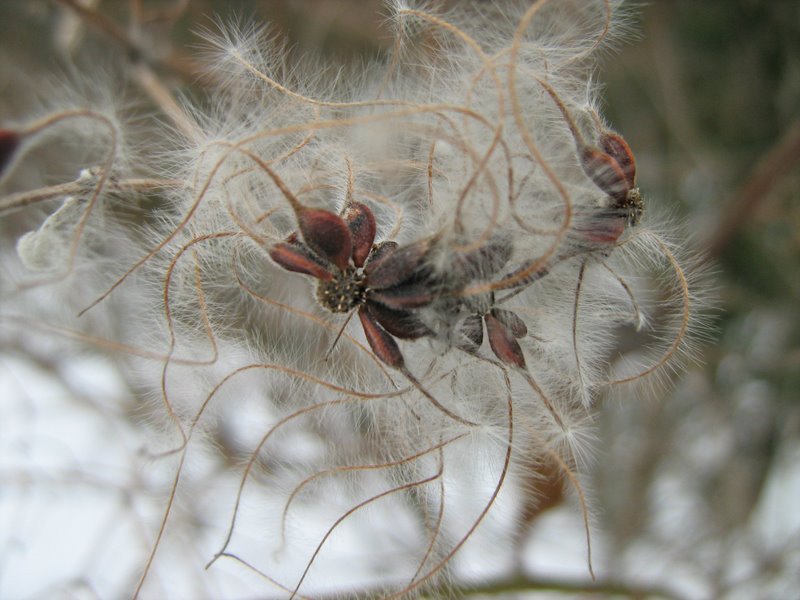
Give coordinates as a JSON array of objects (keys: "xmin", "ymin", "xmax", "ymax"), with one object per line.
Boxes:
[
  {"xmin": 485, "ymin": 312, "xmax": 526, "ymax": 369},
  {"xmin": 298, "ymin": 208, "xmax": 352, "ymax": 272},
  {"xmin": 456, "ymin": 313, "xmax": 484, "ymax": 354},
  {"xmin": 491, "ymin": 308, "xmax": 527, "ymax": 339},
  {"xmin": 359, "ymin": 306, "xmax": 405, "ymax": 369},
  {"xmin": 599, "ymin": 132, "xmax": 636, "ymax": 189},
  {"xmin": 368, "ymin": 282, "xmax": 434, "ymax": 310},
  {"xmin": 269, "ymin": 242, "xmax": 333, "ymax": 281},
  {"xmin": 581, "ymin": 146, "xmax": 629, "ymax": 204},
  {"xmin": 452, "ymin": 233, "xmax": 513, "ymax": 283},
  {"xmin": 342, "ymin": 202, "xmax": 376, "ymax": 268},
  {"xmin": 367, "ymin": 302, "xmax": 431, "ymax": 340},
  {"xmin": 466, "ymin": 234, "xmax": 513, "ymax": 275},
  {"xmin": 0, "ymin": 129, "xmax": 21, "ymax": 176},
  {"xmin": 573, "ymin": 213, "xmax": 626, "ymax": 245},
  {"xmin": 365, "ymin": 239, "xmax": 430, "ymax": 290},
  {"xmin": 364, "ymin": 240, "xmax": 398, "ymax": 267}
]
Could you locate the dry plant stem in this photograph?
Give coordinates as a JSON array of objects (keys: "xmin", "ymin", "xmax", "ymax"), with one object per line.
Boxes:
[
  {"xmin": 707, "ymin": 119, "xmax": 800, "ymax": 259},
  {"xmin": 10, "ymin": 110, "xmax": 117, "ymax": 279},
  {"xmin": 0, "ymin": 178, "xmax": 180, "ymax": 215},
  {"xmin": 220, "ymin": 564, "xmax": 683, "ymax": 600},
  {"xmin": 54, "ymin": 0, "xmax": 141, "ymax": 59},
  {"xmin": 447, "ymin": 575, "xmax": 687, "ymax": 600}
]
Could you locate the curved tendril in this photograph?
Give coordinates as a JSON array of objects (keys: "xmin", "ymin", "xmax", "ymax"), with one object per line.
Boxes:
[
  {"xmin": 385, "ymin": 368, "xmax": 513, "ymax": 599},
  {"xmin": 543, "ymin": 448, "xmax": 596, "ymax": 581},
  {"xmin": 397, "ymin": 9, "xmax": 506, "ymax": 245},
  {"xmin": 409, "ymin": 446, "xmax": 447, "ymax": 587},
  {"xmin": 277, "ymin": 435, "xmax": 466, "ymax": 556},
  {"xmin": 288, "ymin": 467, "xmax": 446, "ymax": 598},
  {"xmin": 601, "ymin": 261, "xmax": 645, "ymax": 330},
  {"xmin": 206, "ymin": 552, "xmax": 310, "ymax": 600},
  {"xmin": 137, "ymin": 365, "xmax": 416, "ymax": 597},
  {"xmin": 152, "ymin": 232, "xmax": 233, "ymax": 456},
  {"xmin": 482, "ymin": 0, "xmax": 573, "ymax": 296},
  {"xmin": 602, "ymin": 233, "xmax": 691, "ymax": 386},
  {"xmin": 207, "ymin": 367, "xmax": 459, "ymax": 571}
]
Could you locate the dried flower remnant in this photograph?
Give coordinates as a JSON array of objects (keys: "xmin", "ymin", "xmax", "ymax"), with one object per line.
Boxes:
[
  {"xmin": 0, "ymin": 1, "xmax": 704, "ymax": 598},
  {"xmin": 267, "ymin": 200, "xmax": 477, "ymax": 426},
  {"xmin": 0, "ymin": 129, "xmax": 21, "ymax": 176},
  {"xmin": 540, "ymin": 79, "xmax": 644, "ymax": 247}
]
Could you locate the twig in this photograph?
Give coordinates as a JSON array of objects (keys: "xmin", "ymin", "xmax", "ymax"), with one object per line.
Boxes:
[
  {"xmin": 450, "ymin": 573, "xmax": 688, "ymax": 600},
  {"xmin": 52, "ymin": 0, "xmax": 200, "ymax": 81},
  {"xmin": 0, "ymin": 177, "xmax": 183, "ymax": 215},
  {"xmin": 131, "ymin": 64, "xmax": 202, "ymax": 143},
  {"xmin": 706, "ymin": 119, "xmax": 800, "ymax": 259},
  {"xmin": 303, "ymin": 573, "xmax": 688, "ymax": 600}
]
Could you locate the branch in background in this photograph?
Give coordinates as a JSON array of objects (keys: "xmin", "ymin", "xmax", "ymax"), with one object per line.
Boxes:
[
  {"xmin": 706, "ymin": 119, "xmax": 800, "ymax": 260},
  {"xmin": 0, "ymin": 177, "xmax": 183, "ymax": 216},
  {"xmin": 451, "ymin": 574, "xmax": 687, "ymax": 600},
  {"xmin": 52, "ymin": 0, "xmax": 201, "ymax": 81}
]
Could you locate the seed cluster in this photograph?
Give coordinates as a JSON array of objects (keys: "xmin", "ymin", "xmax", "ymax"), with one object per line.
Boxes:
[
  {"xmin": 624, "ymin": 188, "xmax": 644, "ymax": 227},
  {"xmin": 316, "ymin": 267, "xmax": 366, "ymax": 313}
]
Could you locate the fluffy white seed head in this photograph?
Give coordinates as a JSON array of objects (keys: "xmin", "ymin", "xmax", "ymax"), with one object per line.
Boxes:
[{"xmin": 1, "ymin": 1, "xmax": 706, "ymax": 596}]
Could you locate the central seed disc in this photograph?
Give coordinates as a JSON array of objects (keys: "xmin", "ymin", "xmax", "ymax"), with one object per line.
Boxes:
[
  {"xmin": 316, "ymin": 268, "xmax": 366, "ymax": 313},
  {"xmin": 624, "ymin": 188, "xmax": 644, "ymax": 226}
]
